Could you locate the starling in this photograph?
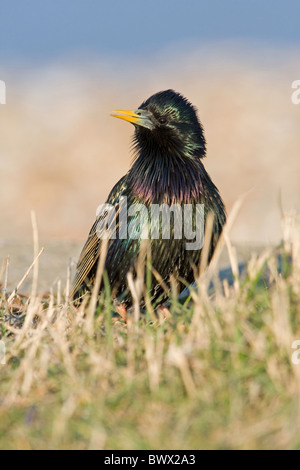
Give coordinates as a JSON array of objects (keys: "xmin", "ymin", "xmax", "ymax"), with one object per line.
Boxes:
[{"xmin": 72, "ymin": 89, "xmax": 226, "ymax": 308}]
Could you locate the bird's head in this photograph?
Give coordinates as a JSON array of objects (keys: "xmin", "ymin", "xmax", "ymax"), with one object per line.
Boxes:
[{"xmin": 111, "ymin": 89, "xmax": 206, "ymax": 159}]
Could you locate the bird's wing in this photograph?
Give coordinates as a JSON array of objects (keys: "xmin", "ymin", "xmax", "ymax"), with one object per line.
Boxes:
[{"xmin": 71, "ymin": 175, "xmax": 128, "ymax": 297}]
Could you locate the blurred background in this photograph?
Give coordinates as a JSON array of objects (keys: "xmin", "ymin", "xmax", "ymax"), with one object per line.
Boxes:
[{"xmin": 0, "ymin": 0, "xmax": 300, "ymax": 290}]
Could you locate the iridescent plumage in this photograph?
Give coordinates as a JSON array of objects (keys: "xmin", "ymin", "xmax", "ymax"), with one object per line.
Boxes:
[{"xmin": 72, "ymin": 90, "xmax": 226, "ymax": 306}]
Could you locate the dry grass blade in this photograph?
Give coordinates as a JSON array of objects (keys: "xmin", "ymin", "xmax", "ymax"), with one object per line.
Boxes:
[
  {"xmin": 167, "ymin": 344, "xmax": 196, "ymax": 398},
  {"xmin": 204, "ymin": 189, "xmax": 251, "ymax": 281},
  {"xmin": 199, "ymin": 211, "xmax": 214, "ymax": 277},
  {"xmin": 85, "ymin": 238, "xmax": 109, "ymax": 332},
  {"xmin": 151, "ymin": 266, "xmax": 169, "ymax": 296},
  {"xmin": 128, "ymin": 236, "xmax": 149, "ymax": 323},
  {"xmin": 224, "ymin": 233, "xmax": 240, "ymax": 292},
  {"xmin": 7, "ymin": 248, "xmax": 44, "ymax": 305},
  {"xmin": 0, "ymin": 257, "xmax": 8, "ymax": 289},
  {"xmin": 0, "ymin": 257, "xmax": 10, "ymax": 300},
  {"xmin": 30, "ymin": 210, "xmax": 39, "ymax": 298}
]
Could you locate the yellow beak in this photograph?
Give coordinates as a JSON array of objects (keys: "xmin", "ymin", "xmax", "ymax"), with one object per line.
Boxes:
[
  {"xmin": 110, "ymin": 109, "xmax": 155, "ymax": 130},
  {"xmin": 111, "ymin": 109, "xmax": 141, "ymax": 124}
]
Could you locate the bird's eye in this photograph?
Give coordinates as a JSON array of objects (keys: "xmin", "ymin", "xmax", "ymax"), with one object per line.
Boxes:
[{"xmin": 158, "ymin": 117, "xmax": 167, "ymax": 125}]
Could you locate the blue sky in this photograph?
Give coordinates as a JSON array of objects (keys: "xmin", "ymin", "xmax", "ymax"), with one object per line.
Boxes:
[{"xmin": 1, "ymin": 0, "xmax": 300, "ymax": 62}]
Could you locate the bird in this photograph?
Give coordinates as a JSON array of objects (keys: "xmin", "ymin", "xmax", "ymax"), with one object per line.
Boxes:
[{"xmin": 72, "ymin": 89, "xmax": 226, "ymax": 311}]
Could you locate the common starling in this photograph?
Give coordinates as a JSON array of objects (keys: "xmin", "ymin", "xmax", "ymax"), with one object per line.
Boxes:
[{"xmin": 72, "ymin": 89, "xmax": 226, "ymax": 308}]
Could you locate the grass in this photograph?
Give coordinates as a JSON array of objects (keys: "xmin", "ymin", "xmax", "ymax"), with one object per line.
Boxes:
[{"xmin": 0, "ymin": 210, "xmax": 300, "ymax": 450}]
